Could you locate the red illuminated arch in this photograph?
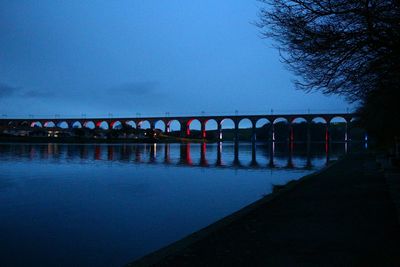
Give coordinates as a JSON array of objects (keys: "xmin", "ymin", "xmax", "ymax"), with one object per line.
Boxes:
[{"xmin": 187, "ymin": 119, "xmax": 201, "ymax": 137}]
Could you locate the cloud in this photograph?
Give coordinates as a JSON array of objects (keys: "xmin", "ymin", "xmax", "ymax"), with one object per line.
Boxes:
[
  {"xmin": 22, "ymin": 90, "xmax": 56, "ymax": 98},
  {"xmin": 108, "ymin": 81, "xmax": 160, "ymax": 96},
  {"xmin": 0, "ymin": 82, "xmax": 56, "ymax": 99},
  {"xmin": 94, "ymin": 81, "xmax": 168, "ymax": 112},
  {"xmin": 0, "ymin": 83, "xmax": 21, "ymax": 97}
]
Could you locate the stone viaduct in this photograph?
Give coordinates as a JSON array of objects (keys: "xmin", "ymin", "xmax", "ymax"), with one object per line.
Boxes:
[{"xmin": 0, "ymin": 113, "xmax": 357, "ymax": 142}]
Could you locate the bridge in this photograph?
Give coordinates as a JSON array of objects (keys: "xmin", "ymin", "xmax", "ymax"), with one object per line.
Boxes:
[{"xmin": 0, "ymin": 113, "xmax": 357, "ymax": 142}]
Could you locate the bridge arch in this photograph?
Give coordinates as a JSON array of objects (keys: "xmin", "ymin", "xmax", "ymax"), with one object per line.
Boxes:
[
  {"xmin": 125, "ymin": 120, "xmax": 136, "ymax": 129},
  {"xmin": 205, "ymin": 119, "xmax": 218, "ymax": 140},
  {"xmin": 255, "ymin": 118, "xmax": 271, "ymax": 141},
  {"xmin": 110, "ymin": 120, "xmax": 122, "ymax": 129},
  {"xmin": 329, "ymin": 116, "xmax": 347, "ymax": 124},
  {"xmin": 7, "ymin": 121, "xmax": 17, "ymax": 127},
  {"xmin": 255, "ymin": 118, "xmax": 270, "ymax": 127},
  {"xmin": 272, "ymin": 117, "xmax": 289, "ymax": 142},
  {"xmin": 57, "ymin": 121, "xmax": 69, "ymax": 129},
  {"xmin": 96, "ymin": 121, "xmax": 109, "ymax": 130},
  {"xmin": 44, "ymin": 121, "xmax": 56, "ymax": 128},
  {"xmin": 330, "ymin": 116, "xmax": 348, "ymax": 124},
  {"xmin": 187, "ymin": 119, "xmax": 201, "ymax": 137},
  {"xmin": 310, "ymin": 117, "xmax": 328, "ymax": 142},
  {"xmin": 273, "ymin": 117, "xmax": 289, "ymax": 124},
  {"xmin": 329, "ymin": 116, "xmax": 348, "ymax": 142},
  {"xmin": 238, "ymin": 118, "xmax": 253, "ymax": 128},
  {"xmin": 30, "ymin": 121, "xmax": 43, "ymax": 128},
  {"xmin": 220, "ymin": 118, "xmax": 235, "ymax": 141},
  {"xmin": 220, "ymin": 118, "xmax": 235, "ymax": 127},
  {"xmin": 154, "ymin": 120, "xmax": 166, "ymax": 132},
  {"xmin": 137, "ymin": 120, "xmax": 151, "ymax": 129},
  {"xmin": 72, "ymin": 121, "xmax": 83, "ymax": 128},
  {"xmin": 238, "ymin": 118, "xmax": 253, "ymax": 141},
  {"xmin": 311, "ymin": 117, "xmax": 327, "ymax": 124},
  {"xmin": 166, "ymin": 120, "xmax": 181, "ymax": 133},
  {"xmin": 291, "ymin": 117, "xmax": 308, "ymax": 124},
  {"xmin": 83, "ymin": 121, "xmax": 95, "ymax": 129},
  {"xmin": 290, "ymin": 117, "xmax": 308, "ymax": 142}
]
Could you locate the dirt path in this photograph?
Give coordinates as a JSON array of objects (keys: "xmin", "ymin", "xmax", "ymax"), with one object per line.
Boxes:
[{"xmin": 130, "ymin": 153, "xmax": 400, "ymax": 266}]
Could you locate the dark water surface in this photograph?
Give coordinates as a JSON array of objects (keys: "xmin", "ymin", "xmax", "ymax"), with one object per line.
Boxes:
[{"xmin": 0, "ymin": 142, "xmax": 356, "ymax": 266}]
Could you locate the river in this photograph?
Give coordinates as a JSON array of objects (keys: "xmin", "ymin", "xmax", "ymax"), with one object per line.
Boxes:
[{"xmin": 0, "ymin": 142, "xmax": 359, "ymax": 266}]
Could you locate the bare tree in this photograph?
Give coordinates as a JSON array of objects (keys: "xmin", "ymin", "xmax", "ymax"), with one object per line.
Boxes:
[{"xmin": 257, "ymin": 0, "xmax": 400, "ymax": 102}]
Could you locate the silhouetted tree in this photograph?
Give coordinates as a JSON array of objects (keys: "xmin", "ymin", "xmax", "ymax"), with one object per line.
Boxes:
[
  {"xmin": 358, "ymin": 87, "xmax": 400, "ymax": 145},
  {"xmin": 258, "ymin": 0, "xmax": 400, "ymax": 146}
]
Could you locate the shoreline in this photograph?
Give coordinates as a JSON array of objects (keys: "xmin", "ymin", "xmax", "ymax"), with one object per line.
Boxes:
[{"xmin": 128, "ymin": 152, "xmax": 400, "ymax": 266}]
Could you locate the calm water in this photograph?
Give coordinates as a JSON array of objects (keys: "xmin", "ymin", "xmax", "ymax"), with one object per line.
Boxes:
[{"xmin": 0, "ymin": 142, "xmax": 355, "ymax": 266}]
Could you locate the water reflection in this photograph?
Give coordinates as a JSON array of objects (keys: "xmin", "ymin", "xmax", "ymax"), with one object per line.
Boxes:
[
  {"xmin": 0, "ymin": 141, "xmax": 365, "ymax": 267},
  {"xmin": 0, "ymin": 142, "xmax": 364, "ymax": 170}
]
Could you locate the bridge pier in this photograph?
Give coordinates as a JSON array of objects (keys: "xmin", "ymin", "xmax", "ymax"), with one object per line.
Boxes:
[
  {"xmin": 269, "ymin": 123, "xmax": 275, "ymax": 165},
  {"xmin": 325, "ymin": 140, "xmax": 330, "ymax": 164},
  {"xmin": 217, "ymin": 123, "xmax": 222, "ymax": 142},
  {"xmin": 307, "ymin": 121, "xmax": 311, "ymax": 162},
  {"xmin": 289, "ymin": 122, "xmax": 294, "ymax": 143},
  {"xmin": 251, "ymin": 124, "xmax": 257, "ymax": 143},
  {"xmin": 271, "ymin": 123, "xmax": 275, "ymax": 142},
  {"xmin": 234, "ymin": 121, "xmax": 239, "ymax": 143},
  {"xmin": 325, "ymin": 122, "xmax": 331, "ymax": 144},
  {"xmin": 201, "ymin": 121, "xmax": 206, "ymax": 139},
  {"xmin": 181, "ymin": 123, "xmax": 188, "ymax": 138}
]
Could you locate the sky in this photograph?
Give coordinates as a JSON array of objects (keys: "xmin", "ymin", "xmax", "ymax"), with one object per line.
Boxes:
[{"xmin": 0, "ymin": 0, "xmax": 352, "ymax": 119}]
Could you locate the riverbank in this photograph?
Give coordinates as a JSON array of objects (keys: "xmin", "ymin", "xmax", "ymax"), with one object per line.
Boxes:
[{"xmin": 129, "ymin": 152, "xmax": 400, "ymax": 266}]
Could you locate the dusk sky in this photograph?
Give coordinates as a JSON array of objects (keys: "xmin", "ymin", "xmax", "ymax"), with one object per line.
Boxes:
[{"xmin": 0, "ymin": 1, "xmax": 351, "ymax": 118}]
